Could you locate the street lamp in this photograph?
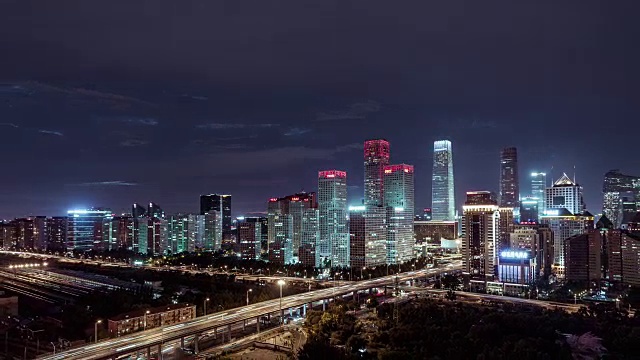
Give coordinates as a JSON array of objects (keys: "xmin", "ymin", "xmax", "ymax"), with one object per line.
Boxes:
[
  {"xmin": 277, "ymin": 280, "xmax": 285, "ymax": 326},
  {"xmin": 204, "ymin": 298, "xmax": 210, "ymax": 316},
  {"xmin": 143, "ymin": 310, "xmax": 151, "ymax": 330},
  {"xmin": 94, "ymin": 320, "xmax": 102, "ymax": 343},
  {"xmin": 246, "ymin": 289, "xmax": 253, "ymax": 306}
]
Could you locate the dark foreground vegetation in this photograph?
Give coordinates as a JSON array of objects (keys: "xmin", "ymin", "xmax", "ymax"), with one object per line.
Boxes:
[{"xmin": 298, "ymin": 298, "xmax": 640, "ymax": 360}]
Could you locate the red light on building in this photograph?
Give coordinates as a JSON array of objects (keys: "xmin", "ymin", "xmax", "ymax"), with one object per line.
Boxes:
[
  {"xmin": 384, "ymin": 169, "xmax": 392, "ymax": 174},
  {"xmin": 319, "ymin": 170, "xmax": 347, "ymax": 179},
  {"xmin": 364, "ymin": 139, "xmax": 390, "ymax": 160},
  {"xmin": 269, "ymin": 198, "xmax": 278, "ymax": 202},
  {"xmin": 383, "ymin": 164, "xmax": 414, "ymax": 174},
  {"xmin": 291, "ymin": 197, "xmax": 300, "ymax": 201}
]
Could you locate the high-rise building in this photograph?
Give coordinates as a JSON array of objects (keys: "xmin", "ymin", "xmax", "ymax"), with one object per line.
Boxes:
[
  {"xmin": 545, "ymin": 173, "xmax": 585, "ymax": 215},
  {"xmin": 13, "ymin": 218, "xmax": 36, "ymax": 250},
  {"xmin": 148, "ymin": 217, "xmax": 168, "ymax": 255},
  {"xmin": 266, "ymin": 192, "xmax": 316, "ymax": 261},
  {"xmin": 132, "ymin": 203, "xmax": 147, "ymax": 218},
  {"xmin": 200, "ymin": 194, "xmax": 232, "ymax": 234},
  {"xmin": 349, "ymin": 205, "xmax": 387, "ymax": 269},
  {"xmin": 384, "ymin": 164, "xmax": 415, "ymax": 265},
  {"xmin": 519, "ymin": 197, "xmax": 539, "ymax": 224},
  {"xmin": 300, "ymin": 209, "xmax": 320, "ymax": 267},
  {"xmin": 167, "ymin": 214, "xmax": 189, "ymax": 253},
  {"xmin": 364, "ymin": 139, "xmax": 390, "ymax": 207},
  {"xmin": 499, "ymin": 147, "xmax": 519, "ymax": 208},
  {"xmin": 602, "ymin": 170, "xmax": 640, "ymax": 228},
  {"xmin": 564, "ymin": 230, "xmax": 602, "ymax": 285},
  {"xmin": 498, "ymin": 207, "xmax": 514, "ymax": 253},
  {"xmin": 238, "ymin": 221, "xmax": 261, "ymax": 261},
  {"xmin": 0, "ymin": 222, "xmax": 16, "ymax": 248},
  {"xmin": 148, "ymin": 202, "xmax": 165, "ymax": 219},
  {"xmin": 509, "ymin": 224, "xmax": 554, "ymax": 279},
  {"xmin": 268, "ymin": 214, "xmax": 294, "ymax": 265},
  {"xmin": 620, "ymin": 232, "xmax": 640, "ymax": 286},
  {"xmin": 203, "ymin": 212, "xmax": 222, "ymax": 251},
  {"xmin": 432, "ymin": 140, "xmax": 455, "ymax": 221},
  {"xmin": 461, "ymin": 191, "xmax": 499, "ymax": 287},
  {"xmin": 318, "ymin": 170, "xmax": 349, "ymax": 268},
  {"xmin": 66, "ymin": 209, "xmax": 113, "ymax": 251},
  {"xmin": 531, "ymin": 172, "xmax": 546, "ymax": 218},
  {"xmin": 47, "ymin": 216, "xmax": 68, "ymax": 251},
  {"xmin": 540, "ymin": 209, "xmax": 594, "ymax": 274},
  {"xmin": 243, "ymin": 216, "xmax": 268, "ymax": 256}
]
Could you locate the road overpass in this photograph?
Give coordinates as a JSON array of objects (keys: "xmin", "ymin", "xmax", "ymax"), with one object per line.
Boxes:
[{"xmin": 37, "ymin": 262, "xmax": 462, "ymax": 360}]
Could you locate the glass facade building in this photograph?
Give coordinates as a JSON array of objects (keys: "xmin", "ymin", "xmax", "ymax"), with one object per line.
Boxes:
[
  {"xmin": 364, "ymin": 139, "xmax": 390, "ymax": 207},
  {"xmin": 431, "ymin": 140, "xmax": 455, "ymax": 221},
  {"xmin": 66, "ymin": 208, "xmax": 113, "ymax": 251},
  {"xmin": 318, "ymin": 170, "xmax": 349, "ymax": 268},
  {"xmin": 383, "ymin": 164, "xmax": 415, "ymax": 265},
  {"xmin": 531, "ymin": 172, "xmax": 546, "ymax": 218},
  {"xmin": 499, "ymin": 147, "xmax": 519, "ymax": 208}
]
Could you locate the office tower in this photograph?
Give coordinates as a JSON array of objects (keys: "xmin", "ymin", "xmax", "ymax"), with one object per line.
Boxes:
[
  {"xmin": 519, "ymin": 197, "xmax": 539, "ymax": 224},
  {"xmin": 540, "ymin": 209, "xmax": 594, "ymax": 273},
  {"xmin": 12, "ymin": 218, "xmax": 35, "ymax": 249},
  {"xmin": 318, "ymin": 170, "xmax": 349, "ymax": 268},
  {"xmin": 497, "ymin": 249, "xmax": 534, "ymax": 290},
  {"xmin": 498, "ymin": 207, "xmax": 514, "ymax": 252},
  {"xmin": 349, "ymin": 206, "xmax": 387, "ymax": 269},
  {"xmin": 269, "ymin": 214, "xmax": 294, "ymax": 265},
  {"xmin": 66, "ymin": 209, "xmax": 113, "ymax": 251},
  {"xmin": 432, "ymin": 140, "xmax": 455, "ymax": 221},
  {"xmin": 564, "ymin": 230, "xmax": 602, "ymax": 285},
  {"xmin": 148, "ymin": 202, "xmax": 165, "ymax": 219},
  {"xmin": 602, "ymin": 170, "xmax": 640, "ymax": 228},
  {"xmin": 545, "ymin": 173, "xmax": 585, "ymax": 215},
  {"xmin": 200, "ymin": 194, "xmax": 232, "ymax": 233},
  {"xmin": 364, "ymin": 139, "xmax": 390, "ymax": 206},
  {"xmin": 384, "ymin": 164, "xmax": 415, "ymax": 265},
  {"xmin": 132, "ymin": 203, "xmax": 147, "ymax": 218},
  {"xmin": 461, "ymin": 191, "xmax": 499, "ymax": 288},
  {"xmin": 620, "ymin": 232, "xmax": 640, "ymax": 286},
  {"xmin": 243, "ymin": 216, "xmax": 268, "ymax": 256},
  {"xmin": 203, "ymin": 212, "xmax": 222, "ymax": 251},
  {"xmin": 300, "ymin": 209, "xmax": 320, "ymax": 267},
  {"xmin": 148, "ymin": 217, "xmax": 168, "ymax": 255},
  {"xmin": 187, "ymin": 214, "xmax": 208, "ymax": 252},
  {"xmin": 413, "ymin": 220, "xmax": 458, "ymax": 242},
  {"xmin": 266, "ymin": 192, "xmax": 316, "ymax": 261},
  {"xmin": 509, "ymin": 224, "xmax": 554, "ymax": 279},
  {"xmin": 621, "ymin": 196, "xmax": 638, "ymax": 226},
  {"xmin": 499, "ymin": 147, "xmax": 519, "ymax": 208},
  {"xmin": 531, "ymin": 172, "xmax": 546, "ymax": 218},
  {"xmin": 238, "ymin": 221, "xmax": 261, "ymax": 261},
  {"xmin": 167, "ymin": 214, "xmax": 189, "ymax": 253},
  {"xmin": 47, "ymin": 216, "xmax": 67, "ymax": 251}
]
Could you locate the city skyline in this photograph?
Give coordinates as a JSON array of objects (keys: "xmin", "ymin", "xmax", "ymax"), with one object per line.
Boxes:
[{"xmin": 1, "ymin": 1, "xmax": 638, "ymax": 219}]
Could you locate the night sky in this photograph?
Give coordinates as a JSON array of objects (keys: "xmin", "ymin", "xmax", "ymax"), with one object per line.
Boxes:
[{"xmin": 1, "ymin": 1, "xmax": 639, "ymax": 219}]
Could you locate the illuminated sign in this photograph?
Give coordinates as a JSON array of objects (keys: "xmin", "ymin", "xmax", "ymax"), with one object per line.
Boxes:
[
  {"xmin": 349, "ymin": 206, "xmax": 366, "ymax": 212},
  {"xmin": 326, "ymin": 174, "xmax": 335, "ymax": 178},
  {"xmin": 500, "ymin": 251, "xmax": 529, "ymax": 259},
  {"xmin": 291, "ymin": 197, "xmax": 300, "ymax": 201},
  {"xmin": 319, "ymin": 170, "xmax": 347, "ymax": 179},
  {"xmin": 133, "ymin": 260, "xmax": 144, "ymax": 266},
  {"xmin": 543, "ymin": 209, "xmax": 559, "ymax": 216},
  {"xmin": 394, "ymin": 207, "xmax": 404, "ymax": 212},
  {"xmin": 269, "ymin": 198, "xmax": 278, "ymax": 202}
]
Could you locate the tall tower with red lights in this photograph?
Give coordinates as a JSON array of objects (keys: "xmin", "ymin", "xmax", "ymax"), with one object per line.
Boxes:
[{"xmin": 364, "ymin": 139, "xmax": 390, "ymax": 207}]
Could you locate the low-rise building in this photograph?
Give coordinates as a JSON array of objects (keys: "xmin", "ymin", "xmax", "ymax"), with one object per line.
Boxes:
[{"xmin": 108, "ymin": 303, "xmax": 196, "ymax": 338}]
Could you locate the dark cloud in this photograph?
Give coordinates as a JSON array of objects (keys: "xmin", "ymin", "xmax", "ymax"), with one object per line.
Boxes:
[
  {"xmin": 284, "ymin": 128, "xmax": 312, "ymax": 136},
  {"xmin": 38, "ymin": 130, "xmax": 64, "ymax": 136},
  {"xmin": 119, "ymin": 139, "xmax": 149, "ymax": 147},
  {"xmin": 196, "ymin": 123, "xmax": 279, "ymax": 130},
  {"xmin": 71, "ymin": 181, "xmax": 138, "ymax": 187},
  {"xmin": 315, "ymin": 100, "xmax": 381, "ymax": 121}
]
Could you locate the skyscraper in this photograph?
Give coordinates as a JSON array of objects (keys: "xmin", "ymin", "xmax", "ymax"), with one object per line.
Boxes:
[
  {"xmin": 602, "ymin": 169, "xmax": 640, "ymax": 228},
  {"xmin": 364, "ymin": 139, "xmax": 390, "ymax": 207},
  {"xmin": 266, "ymin": 192, "xmax": 316, "ymax": 261},
  {"xmin": 432, "ymin": 140, "xmax": 455, "ymax": 221},
  {"xmin": 499, "ymin": 147, "xmax": 519, "ymax": 208},
  {"xmin": 66, "ymin": 208, "xmax": 113, "ymax": 251},
  {"xmin": 148, "ymin": 202, "xmax": 165, "ymax": 219},
  {"xmin": 531, "ymin": 172, "xmax": 546, "ymax": 218},
  {"xmin": 349, "ymin": 205, "xmax": 387, "ymax": 269},
  {"xmin": 200, "ymin": 194, "xmax": 232, "ymax": 233},
  {"xmin": 519, "ymin": 197, "xmax": 539, "ymax": 224},
  {"xmin": 384, "ymin": 164, "xmax": 415, "ymax": 265},
  {"xmin": 132, "ymin": 203, "xmax": 147, "ymax": 218},
  {"xmin": 540, "ymin": 209, "xmax": 594, "ymax": 271},
  {"xmin": 318, "ymin": 170, "xmax": 349, "ymax": 268},
  {"xmin": 268, "ymin": 214, "xmax": 294, "ymax": 265},
  {"xmin": 47, "ymin": 216, "xmax": 68, "ymax": 251},
  {"xmin": 238, "ymin": 220, "xmax": 261, "ymax": 261},
  {"xmin": 545, "ymin": 173, "xmax": 585, "ymax": 215},
  {"xmin": 461, "ymin": 191, "xmax": 499, "ymax": 288},
  {"xmin": 300, "ymin": 208, "xmax": 320, "ymax": 267}
]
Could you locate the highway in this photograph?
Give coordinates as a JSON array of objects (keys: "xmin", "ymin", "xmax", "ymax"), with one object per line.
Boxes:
[{"xmin": 38, "ymin": 261, "xmax": 462, "ymax": 360}]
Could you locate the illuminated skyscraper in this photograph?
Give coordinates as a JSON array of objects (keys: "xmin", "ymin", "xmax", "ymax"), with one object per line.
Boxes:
[
  {"xmin": 268, "ymin": 214, "xmax": 294, "ymax": 265},
  {"xmin": 432, "ymin": 140, "xmax": 455, "ymax": 221},
  {"xmin": 132, "ymin": 203, "xmax": 147, "ymax": 218},
  {"xmin": 364, "ymin": 139, "xmax": 390, "ymax": 207},
  {"xmin": 545, "ymin": 173, "xmax": 585, "ymax": 215},
  {"xmin": 461, "ymin": 191, "xmax": 499, "ymax": 287},
  {"xmin": 384, "ymin": 164, "xmax": 415, "ymax": 264},
  {"xmin": 349, "ymin": 205, "xmax": 387, "ymax": 268},
  {"xmin": 148, "ymin": 202, "xmax": 165, "ymax": 219},
  {"xmin": 540, "ymin": 209, "xmax": 593, "ymax": 271},
  {"xmin": 318, "ymin": 170, "xmax": 349, "ymax": 268},
  {"xmin": 238, "ymin": 220, "xmax": 262, "ymax": 261},
  {"xmin": 602, "ymin": 169, "xmax": 640, "ymax": 228},
  {"xmin": 531, "ymin": 172, "xmax": 546, "ymax": 217},
  {"xmin": 300, "ymin": 208, "xmax": 320, "ymax": 267},
  {"xmin": 47, "ymin": 216, "xmax": 68, "ymax": 251},
  {"xmin": 200, "ymin": 194, "xmax": 232, "ymax": 233},
  {"xmin": 499, "ymin": 147, "xmax": 519, "ymax": 208},
  {"xmin": 66, "ymin": 208, "xmax": 113, "ymax": 251},
  {"xmin": 519, "ymin": 197, "xmax": 539, "ymax": 224}
]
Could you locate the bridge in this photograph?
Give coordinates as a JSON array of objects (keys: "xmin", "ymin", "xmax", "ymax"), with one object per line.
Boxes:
[{"xmin": 38, "ymin": 262, "xmax": 462, "ymax": 360}]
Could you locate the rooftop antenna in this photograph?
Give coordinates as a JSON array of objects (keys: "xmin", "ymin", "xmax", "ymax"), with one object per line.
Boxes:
[
  {"xmin": 549, "ymin": 166, "xmax": 553, "ymax": 186},
  {"xmin": 573, "ymin": 165, "xmax": 576, "ymax": 184}
]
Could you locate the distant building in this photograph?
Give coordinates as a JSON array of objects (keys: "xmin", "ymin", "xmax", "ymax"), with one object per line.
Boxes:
[
  {"xmin": 266, "ymin": 192, "xmax": 317, "ymax": 261},
  {"xmin": 148, "ymin": 202, "xmax": 165, "ymax": 219},
  {"xmin": 268, "ymin": 214, "xmax": 293, "ymax": 265},
  {"xmin": 519, "ymin": 197, "xmax": 539, "ymax": 224},
  {"xmin": 364, "ymin": 139, "xmax": 390, "ymax": 207},
  {"xmin": 499, "ymin": 147, "xmax": 519, "ymax": 208},
  {"xmin": 431, "ymin": 140, "xmax": 455, "ymax": 221},
  {"xmin": 47, "ymin": 216, "xmax": 68, "ymax": 251},
  {"xmin": 530, "ymin": 172, "xmax": 547, "ymax": 219},
  {"xmin": 300, "ymin": 209, "xmax": 320, "ymax": 267},
  {"xmin": 545, "ymin": 173, "xmax": 585, "ymax": 216},
  {"xmin": 200, "ymin": 194, "xmax": 232, "ymax": 235},
  {"xmin": 606, "ymin": 228, "xmax": 640, "ymax": 286},
  {"xmin": 602, "ymin": 169, "xmax": 640, "ymax": 228},
  {"xmin": 349, "ymin": 206, "xmax": 387, "ymax": 269},
  {"xmin": 510, "ymin": 224, "xmax": 554, "ymax": 279},
  {"xmin": 318, "ymin": 170, "xmax": 349, "ymax": 268},
  {"xmin": 66, "ymin": 209, "xmax": 113, "ymax": 251},
  {"xmin": 498, "ymin": 249, "xmax": 534, "ymax": 285},
  {"xmin": 108, "ymin": 303, "xmax": 196, "ymax": 338},
  {"xmin": 462, "ymin": 191, "xmax": 499, "ymax": 289},
  {"xmin": 238, "ymin": 221, "xmax": 261, "ymax": 261},
  {"xmin": 384, "ymin": 164, "xmax": 415, "ymax": 265},
  {"xmin": 131, "ymin": 203, "xmax": 147, "ymax": 218},
  {"xmin": 422, "ymin": 208, "xmax": 432, "ymax": 221},
  {"xmin": 540, "ymin": 209, "xmax": 594, "ymax": 271},
  {"xmin": 498, "ymin": 207, "xmax": 514, "ymax": 252},
  {"xmin": 0, "ymin": 222, "xmax": 16, "ymax": 248}
]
